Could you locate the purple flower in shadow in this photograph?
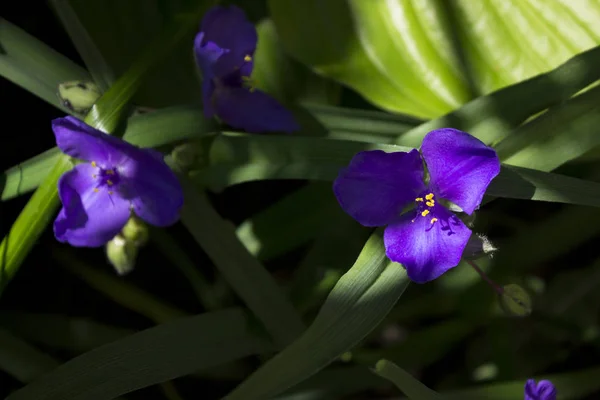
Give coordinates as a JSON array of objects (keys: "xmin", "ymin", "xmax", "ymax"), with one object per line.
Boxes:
[
  {"xmin": 333, "ymin": 128, "xmax": 500, "ymax": 283},
  {"xmin": 52, "ymin": 116, "xmax": 183, "ymax": 247},
  {"xmin": 525, "ymin": 379, "xmax": 557, "ymax": 400},
  {"xmin": 194, "ymin": 5, "xmax": 299, "ymax": 133}
]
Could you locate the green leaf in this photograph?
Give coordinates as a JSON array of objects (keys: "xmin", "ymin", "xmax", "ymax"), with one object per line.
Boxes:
[
  {"xmin": 496, "ymin": 84, "xmax": 600, "ymax": 170},
  {"xmin": 0, "ymin": 328, "xmax": 61, "ymax": 383},
  {"xmin": 0, "ymin": 18, "xmax": 91, "ymax": 113},
  {"xmin": 0, "ymin": 312, "xmax": 132, "ymax": 353},
  {"xmin": 270, "ymin": 0, "xmax": 600, "ymax": 119},
  {"xmin": 224, "ymin": 230, "xmax": 410, "ymax": 399},
  {"xmin": 176, "ymin": 177, "xmax": 306, "ymax": 347},
  {"xmin": 6, "ymin": 309, "xmax": 271, "ymax": 400},
  {"xmin": 372, "ymin": 359, "xmax": 441, "ymax": 400},
  {"xmin": 395, "ymin": 44, "xmax": 600, "ymax": 147},
  {"xmin": 253, "ymin": 19, "xmax": 340, "ymax": 105},
  {"xmin": 188, "ymin": 133, "xmax": 600, "ymax": 208}
]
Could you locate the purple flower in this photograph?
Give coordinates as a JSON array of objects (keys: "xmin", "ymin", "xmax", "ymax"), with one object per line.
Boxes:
[
  {"xmin": 333, "ymin": 128, "xmax": 500, "ymax": 283},
  {"xmin": 525, "ymin": 379, "xmax": 557, "ymax": 400},
  {"xmin": 194, "ymin": 5, "xmax": 299, "ymax": 133},
  {"xmin": 52, "ymin": 116, "xmax": 183, "ymax": 247}
]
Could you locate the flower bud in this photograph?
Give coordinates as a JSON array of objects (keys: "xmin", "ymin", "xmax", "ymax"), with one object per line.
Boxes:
[
  {"xmin": 499, "ymin": 283, "xmax": 532, "ymax": 317},
  {"xmin": 171, "ymin": 142, "xmax": 204, "ymax": 172},
  {"xmin": 106, "ymin": 235, "xmax": 138, "ymax": 276},
  {"xmin": 121, "ymin": 216, "xmax": 149, "ymax": 246},
  {"xmin": 57, "ymin": 81, "xmax": 101, "ymax": 114}
]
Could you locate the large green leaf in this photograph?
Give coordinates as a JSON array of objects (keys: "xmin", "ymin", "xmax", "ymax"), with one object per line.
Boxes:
[
  {"xmin": 7, "ymin": 309, "xmax": 270, "ymax": 400},
  {"xmin": 224, "ymin": 231, "xmax": 410, "ymax": 399},
  {"xmin": 269, "ymin": 0, "xmax": 600, "ymax": 119}
]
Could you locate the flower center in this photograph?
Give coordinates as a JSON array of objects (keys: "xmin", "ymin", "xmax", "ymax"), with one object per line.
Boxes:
[
  {"xmin": 413, "ymin": 192, "xmax": 438, "ymax": 225},
  {"xmin": 91, "ymin": 161, "xmax": 121, "ymax": 194}
]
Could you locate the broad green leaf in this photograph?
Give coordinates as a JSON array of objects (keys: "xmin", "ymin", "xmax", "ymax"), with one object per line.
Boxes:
[
  {"xmin": 225, "ymin": 231, "xmax": 410, "ymax": 399},
  {"xmin": 6, "ymin": 309, "xmax": 271, "ymax": 400},
  {"xmin": 396, "ymin": 45, "xmax": 600, "ymax": 147},
  {"xmin": 253, "ymin": 19, "xmax": 340, "ymax": 105},
  {"xmin": 188, "ymin": 133, "xmax": 600, "ymax": 208},
  {"xmin": 270, "ymin": 0, "xmax": 600, "ymax": 119},
  {"xmin": 176, "ymin": 177, "xmax": 305, "ymax": 347}
]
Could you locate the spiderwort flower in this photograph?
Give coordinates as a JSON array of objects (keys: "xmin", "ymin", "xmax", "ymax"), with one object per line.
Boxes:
[
  {"xmin": 194, "ymin": 5, "xmax": 299, "ymax": 133},
  {"xmin": 524, "ymin": 379, "xmax": 557, "ymax": 400},
  {"xmin": 333, "ymin": 128, "xmax": 500, "ymax": 283},
  {"xmin": 52, "ymin": 116, "xmax": 183, "ymax": 247}
]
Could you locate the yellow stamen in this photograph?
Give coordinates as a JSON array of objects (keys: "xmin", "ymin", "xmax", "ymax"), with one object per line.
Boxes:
[
  {"xmin": 91, "ymin": 161, "xmax": 97, "ymax": 167},
  {"xmin": 108, "ymin": 190, "xmax": 114, "ymax": 195},
  {"xmin": 425, "ymin": 193, "xmax": 434, "ymax": 200},
  {"xmin": 421, "ymin": 210, "xmax": 430, "ymax": 217},
  {"xmin": 106, "ymin": 169, "xmax": 115, "ymax": 175},
  {"xmin": 415, "ymin": 197, "xmax": 423, "ymax": 202},
  {"xmin": 426, "ymin": 201, "xmax": 435, "ymax": 207},
  {"xmin": 93, "ymin": 188, "xmax": 99, "ymax": 193},
  {"xmin": 244, "ymin": 54, "xmax": 252, "ymax": 62},
  {"xmin": 106, "ymin": 180, "xmax": 113, "ymax": 186},
  {"xmin": 430, "ymin": 217, "xmax": 438, "ymax": 224}
]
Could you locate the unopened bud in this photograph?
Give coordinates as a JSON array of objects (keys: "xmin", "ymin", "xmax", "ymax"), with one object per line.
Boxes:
[
  {"xmin": 499, "ymin": 283, "xmax": 532, "ymax": 317},
  {"xmin": 121, "ymin": 216, "xmax": 149, "ymax": 246},
  {"xmin": 57, "ymin": 81, "xmax": 101, "ymax": 115},
  {"xmin": 106, "ymin": 235, "xmax": 138, "ymax": 276},
  {"xmin": 463, "ymin": 234, "xmax": 497, "ymax": 259},
  {"xmin": 171, "ymin": 143, "xmax": 203, "ymax": 172}
]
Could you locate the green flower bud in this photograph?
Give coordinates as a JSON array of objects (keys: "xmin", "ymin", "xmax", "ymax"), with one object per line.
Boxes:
[
  {"xmin": 121, "ymin": 216, "xmax": 149, "ymax": 246},
  {"xmin": 499, "ymin": 283, "xmax": 532, "ymax": 317},
  {"xmin": 57, "ymin": 81, "xmax": 101, "ymax": 114},
  {"xmin": 171, "ymin": 142, "xmax": 204, "ymax": 172},
  {"xmin": 106, "ymin": 235, "xmax": 138, "ymax": 276}
]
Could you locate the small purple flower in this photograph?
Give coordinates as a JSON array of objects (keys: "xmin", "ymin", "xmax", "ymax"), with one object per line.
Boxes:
[
  {"xmin": 52, "ymin": 116, "xmax": 183, "ymax": 247},
  {"xmin": 333, "ymin": 128, "xmax": 500, "ymax": 283},
  {"xmin": 525, "ymin": 379, "xmax": 557, "ymax": 400},
  {"xmin": 194, "ymin": 5, "xmax": 299, "ymax": 133}
]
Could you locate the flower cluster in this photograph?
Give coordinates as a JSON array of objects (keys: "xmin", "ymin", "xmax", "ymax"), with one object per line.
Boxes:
[
  {"xmin": 193, "ymin": 5, "xmax": 299, "ymax": 133},
  {"xmin": 333, "ymin": 128, "xmax": 500, "ymax": 283},
  {"xmin": 52, "ymin": 117, "xmax": 183, "ymax": 247}
]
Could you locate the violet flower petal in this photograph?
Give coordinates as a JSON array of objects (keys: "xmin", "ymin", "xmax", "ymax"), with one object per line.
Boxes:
[
  {"xmin": 524, "ymin": 379, "xmax": 557, "ymax": 400},
  {"xmin": 199, "ymin": 5, "xmax": 257, "ymax": 75},
  {"xmin": 421, "ymin": 128, "xmax": 500, "ymax": 215},
  {"xmin": 53, "ymin": 116, "xmax": 132, "ymax": 167},
  {"xmin": 54, "ymin": 164, "xmax": 131, "ymax": 247},
  {"xmin": 384, "ymin": 203, "xmax": 472, "ymax": 283},
  {"xmin": 120, "ymin": 149, "xmax": 184, "ymax": 227},
  {"xmin": 213, "ymin": 87, "xmax": 299, "ymax": 133},
  {"xmin": 333, "ymin": 149, "xmax": 425, "ymax": 227}
]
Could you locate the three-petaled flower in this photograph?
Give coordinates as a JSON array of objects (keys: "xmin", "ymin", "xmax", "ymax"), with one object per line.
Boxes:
[
  {"xmin": 52, "ymin": 116, "xmax": 184, "ymax": 247},
  {"xmin": 333, "ymin": 128, "xmax": 500, "ymax": 283},
  {"xmin": 194, "ymin": 5, "xmax": 299, "ymax": 133},
  {"xmin": 525, "ymin": 379, "xmax": 557, "ymax": 400}
]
